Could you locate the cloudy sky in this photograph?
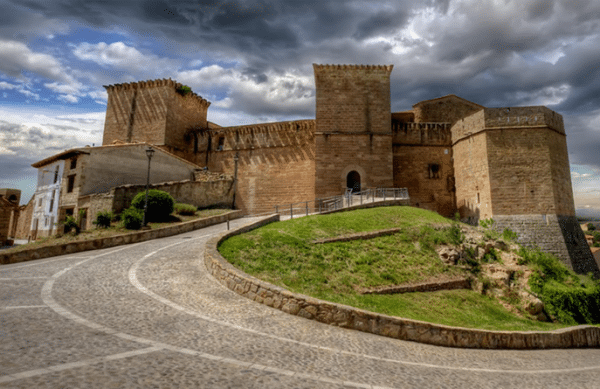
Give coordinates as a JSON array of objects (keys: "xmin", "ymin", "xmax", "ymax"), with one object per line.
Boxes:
[{"xmin": 0, "ymin": 0, "xmax": 599, "ymax": 214}]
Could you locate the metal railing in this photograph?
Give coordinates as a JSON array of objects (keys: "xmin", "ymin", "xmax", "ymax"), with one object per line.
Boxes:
[{"xmin": 270, "ymin": 187, "xmax": 409, "ymax": 219}]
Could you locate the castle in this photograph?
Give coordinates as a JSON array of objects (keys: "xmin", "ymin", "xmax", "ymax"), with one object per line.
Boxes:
[{"xmin": 11, "ymin": 63, "xmax": 596, "ymax": 275}]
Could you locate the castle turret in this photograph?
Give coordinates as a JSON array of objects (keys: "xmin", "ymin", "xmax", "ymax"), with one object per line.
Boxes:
[
  {"xmin": 313, "ymin": 64, "xmax": 394, "ymax": 198},
  {"xmin": 452, "ymin": 106, "xmax": 599, "ymax": 275},
  {"xmin": 102, "ymin": 79, "xmax": 210, "ymax": 155}
]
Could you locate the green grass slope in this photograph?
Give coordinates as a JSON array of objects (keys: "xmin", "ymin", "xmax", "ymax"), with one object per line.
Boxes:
[{"xmin": 219, "ymin": 207, "xmax": 567, "ymax": 331}]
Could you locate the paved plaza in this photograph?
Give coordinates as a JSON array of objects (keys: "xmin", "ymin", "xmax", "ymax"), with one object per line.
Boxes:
[{"xmin": 1, "ymin": 218, "xmax": 600, "ymax": 388}]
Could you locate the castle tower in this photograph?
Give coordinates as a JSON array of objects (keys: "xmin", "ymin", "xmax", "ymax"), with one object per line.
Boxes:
[
  {"xmin": 313, "ymin": 64, "xmax": 394, "ymax": 198},
  {"xmin": 452, "ymin": 107, "xmax": 599, "ymax": 275},
  {"xmin": 102, "ymin": 79, "xmax": 210, "ymax": 155}
]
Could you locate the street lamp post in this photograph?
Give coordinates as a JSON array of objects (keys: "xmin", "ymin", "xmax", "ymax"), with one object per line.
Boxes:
[
  {"xmin": 232, "ymin": 152, "xmax": 239, "ymax": 210},
  {"xmin": 142, "ymin": 147, "xmax": 155, "ymax": 228}
]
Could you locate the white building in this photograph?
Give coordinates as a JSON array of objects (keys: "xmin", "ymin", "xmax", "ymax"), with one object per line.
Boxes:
[{"xmin": 31, "ymin": 160, "xmax": 65, "ymax": 239}]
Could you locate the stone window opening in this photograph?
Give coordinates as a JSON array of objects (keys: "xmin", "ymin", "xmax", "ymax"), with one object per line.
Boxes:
[
  {"xmin": 346, "ymin": 171, "xmax": 361, "ymax": 193},
  {"xmin": 193, "ymin": 133, "xmax": 199, "ymax": 154},
  {"xmin": 67, "ymin": 175, "xmax": 75, "ymax": 193},
  {"xmin": 70, "ymin": 158, "xmax": 77, "ymax": 170},
  {"xmin": 53, "ymin": 166, "xmax": 60, "ymax": 183},
  {"xmin": 477, "ymin": 192, "xmax": 480, "ymax": 204},
  {"xmin": 428, "ymin": 163, "xmax": 440, "ymax": 179},
  {"xmin": 49, "ymin": 191, "xmax": 55, "ymax": 213},
  {"xmin": 217, "ymin": 136, "xmax": 225, "ymax": 151}
]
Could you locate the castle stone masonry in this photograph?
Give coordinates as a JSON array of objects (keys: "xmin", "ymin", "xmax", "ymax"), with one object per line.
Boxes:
[{"xmin": 98, "ymin": 64, "xmax": 599, "ymax": 275}]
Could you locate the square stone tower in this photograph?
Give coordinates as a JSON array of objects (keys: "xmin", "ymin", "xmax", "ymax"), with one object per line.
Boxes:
[
  {"xmin": 102, "ymin": 79, "xmax": 210, "ymax": 154},
  {"xmin": 313, "ymin": 64, "xmax": 394, "ymax": 198}
]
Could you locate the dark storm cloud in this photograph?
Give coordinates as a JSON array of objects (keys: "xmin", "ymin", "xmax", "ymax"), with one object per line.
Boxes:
[
  {"xmin": 353, "ymin": 10, "xmax": 409, "ymax": 40},
  {"xmin": 3, "ymin": 0, "xmax": 600, "ymax": 124}
]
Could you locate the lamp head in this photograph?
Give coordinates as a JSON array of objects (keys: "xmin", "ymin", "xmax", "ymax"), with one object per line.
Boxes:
[{"xmin": 146, "ymin": 147, "xmax": 155, "ymax": 159}]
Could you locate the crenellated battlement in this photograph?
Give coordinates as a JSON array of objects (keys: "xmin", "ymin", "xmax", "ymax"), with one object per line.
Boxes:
[
  {"xmin": 313, "ymin": 64, "xmax": 393, "ymax": 74},
  {"xmin": 202, "ymin": 120, "xmax": 315, "ymax": 151},
  {"xmin": 483, "ymin": 106, "xmax": 564, "ymax": 134},
  {"xmin": 103, "ymin": 78, "xmax": 211, "ymax": 108},
  {"xmin": 392, "ymin": 122, "xmax": 452, "ymax": 146}
]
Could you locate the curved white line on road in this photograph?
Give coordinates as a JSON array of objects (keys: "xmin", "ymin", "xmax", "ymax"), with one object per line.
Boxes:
[
  {"xmin": 32, "ymin": 235, "xmax": 393, "ymax": 389},
  {"xmin": 128, "ymin": 236, "xmax": 600, "ymax": 375}
]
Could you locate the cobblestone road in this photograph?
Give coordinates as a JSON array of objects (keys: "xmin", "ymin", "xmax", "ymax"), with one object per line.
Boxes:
[{"xmin": 2, "ymin": 218, "xmax": 600, "ymax": 388}]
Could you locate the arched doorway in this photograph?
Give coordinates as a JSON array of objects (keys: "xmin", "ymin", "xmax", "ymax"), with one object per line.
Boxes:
[{"xmin": 347, "ymin": 171, "xmax": 361, "ymax": 192}]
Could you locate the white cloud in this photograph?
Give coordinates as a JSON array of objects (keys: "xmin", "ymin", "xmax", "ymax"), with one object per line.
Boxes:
[
  {"xmin": 72, "ymin": 41, "xmax": 181, "ymax": 75},
  {"xmin": 58, "ymin": 94, "xmax": 79, "ymax": 103},
  {"xmin": 0, "ymin": 80, "xmax": 40, "ymax": 100},
  {"xmin": 175, "ymin": 65, "xmax": 315, "ymax": 117},
  {"xmin": 0, "ymin": 40, "xmax": 71, "ymax": 83}
]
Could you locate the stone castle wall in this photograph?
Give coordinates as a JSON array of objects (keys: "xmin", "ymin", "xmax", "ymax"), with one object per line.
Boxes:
[
  {"xmin": 413, "ymin": 96, "xmax": 482, "ymax": 124},
  {"xmin": 452, "ymin": 112, "xmax": 493, "ymax": 222},
  {"xmin": 392, "ymin": 122, "xmax": 454, "ymax": 217},
  {"xmin": 207, "ymin": 120, "xmax": 316, "ymax": 215},
  {"xmin": 14, "ymin": 198, "xmax": 33, "ymax": 240}
]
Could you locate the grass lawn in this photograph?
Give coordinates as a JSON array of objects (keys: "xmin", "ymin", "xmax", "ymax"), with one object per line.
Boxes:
[
  {"xmin": 4, "ymin": 208, "xmax": 231, "ymax": 254},
  {"xmin": 219, "ymin": 206, "xmax": 568, "ymax": 331}
]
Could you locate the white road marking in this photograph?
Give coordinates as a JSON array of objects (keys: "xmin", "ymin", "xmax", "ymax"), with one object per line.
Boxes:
[
  {"xmin": 4, "ymin": 305, "xmax": 48, "ymax": 309},
  {"xmin": 0, "ymin": 347, "xmax": 163, "ymax": 384}
]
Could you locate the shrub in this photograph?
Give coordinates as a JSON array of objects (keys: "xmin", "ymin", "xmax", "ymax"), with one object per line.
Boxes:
[
  {"xmin": 94, "ymin": 211, "xmax": 112, "ymax": 228},
  {"xmin": 131, "ymin": 190, "xmax": 175, "ymax": 222},
  {"xmin": 482, "ymin": 247, "xmax": 500, "ymax": 263},
  {"xmin": 587, "ymin": 223, "xmax": 596, "ymax": 231},
  {"xmin": 63, "ymin": 215, "xmax": 80, "ymax": 235},
  {"xmin": 479, "ymin": 218, "xmax": 495, "ymax": 229},
  {"xmin": 520, "ymin": 246, "xmax": 600, "ymax": 324},
  {"xmin": 174, "ymin": 203, "xmax": 197, "ymax": 216},
  {"xmin": 176, "ymin": 85, "xmax": 192, "ymax": 96},
  {"xmin": 121, "ymin": 207, "xmax": 143, "ymax": 230},
  {"xmin": 501, "ymin": 228, "xmax": 518, "ymax": 242}
]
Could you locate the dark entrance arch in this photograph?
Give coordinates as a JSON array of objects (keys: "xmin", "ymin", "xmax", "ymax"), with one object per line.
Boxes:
[{"xmin": 347, "ymin": 171, "xmax": 361, "ymax": 192}]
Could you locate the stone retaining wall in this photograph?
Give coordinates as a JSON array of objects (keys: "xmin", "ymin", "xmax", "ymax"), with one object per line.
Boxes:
[
  {"xmin": 205, "ymin": 215, "xmax": 600, "ymax": 349},
  {"xmin": 1, "ymin": 210, "xmax": 242, "ymax": 265},
  {"xmin": 359, "ymin": 278, "xmax": 471, "ymax": 295},
  {"xmin": 312, "ymin": 228, "xmax": 401, "ymax": 244}
]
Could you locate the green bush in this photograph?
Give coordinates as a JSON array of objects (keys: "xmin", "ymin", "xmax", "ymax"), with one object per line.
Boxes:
[
  {"xmin": 501, "ymin": 228, "xmax": 518, "ymax": 242},
  {"xmin": 94, "ymin": 211, "xmax": 112, "ymax": 228},
  {"xmin": 479, "ymin": 218, "xmax": 495, "ymax": 229},
  {"xmin": 540, "ymin": 281, "xmax": 600, "ymax": 325},
  {"xmin": 63, "ymin": 215, "xmax": 80, "ymax": 235},
  {"xmin": 174, "ymin": 203, "xmax": 197, "ymax": 216},
  {"xmin": 521, "ymin": 246, "xmax": 600, "ymax": 324},
  {"xmin": 176, "ymin": 85, "xmax": 192, "ymax": 96},
  {"xmin": 448, "ymin": 222, "xmax": 464, "ymax": 245},
  {"xmin": 121, "ymin": 207, "xmax": 143, "ymax": 230},
  {"xmin": 482, "ymin": 247, "xmax": 500, "ymax": 263},
  {"xmin": 587, "ymin": 223, "xmax": 596, "ymax": 231},
  {"xmin": 131, "ymin": 190, "xmax": 175, "ymax": 222}
]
